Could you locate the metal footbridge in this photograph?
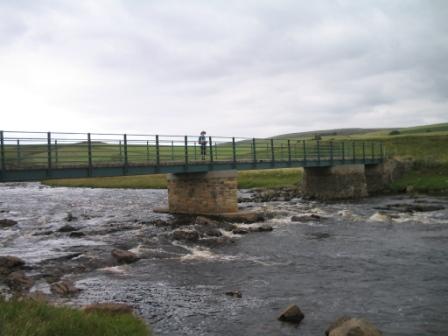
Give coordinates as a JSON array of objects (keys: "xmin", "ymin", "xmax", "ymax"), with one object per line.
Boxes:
[{"xmin": 0, "ymin": 131, "xmax": 384, "ymax": 182}]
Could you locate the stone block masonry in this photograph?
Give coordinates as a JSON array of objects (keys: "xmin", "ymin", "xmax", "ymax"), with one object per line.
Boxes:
[
  {"xmin": 302, "ymin": 164, "xmax": 368, "ymax": 200},
  {"xmin": 167, "ymin": 170, "xmax": 238, "ymax": 215}
]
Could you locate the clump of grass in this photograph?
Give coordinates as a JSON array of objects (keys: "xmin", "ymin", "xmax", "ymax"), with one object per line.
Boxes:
[
  {"xmin": 43, "ymin": 168, "xmax": 303, "ymax": 190},
  {"xmin": 0, "ymin": 298, "xmax": 150, "ymax": 336}
]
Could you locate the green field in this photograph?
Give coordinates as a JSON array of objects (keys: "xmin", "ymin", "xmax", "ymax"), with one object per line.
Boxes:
[{"xmin": 0, "ymin": 298, "xmax": 150, "ymax": 336}]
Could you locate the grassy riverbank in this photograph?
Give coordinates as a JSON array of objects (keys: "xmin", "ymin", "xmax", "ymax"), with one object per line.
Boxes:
[
  {"xmin": 0, "ymin": 298, "xmax": 150, "ymax": 336},
  {"xmin": 43, "ymin": 168, "xmax": 303, "ymax": 189}
]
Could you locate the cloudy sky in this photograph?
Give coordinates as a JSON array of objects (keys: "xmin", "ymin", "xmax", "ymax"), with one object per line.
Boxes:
[{"xmin": 1, "ymin": 0, "xmax": 447, "ymax": 137}]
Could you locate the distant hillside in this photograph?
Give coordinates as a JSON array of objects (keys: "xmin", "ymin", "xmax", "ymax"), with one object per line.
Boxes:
[{"xmin": 272, "ymin": 122, "xmax": 448, "ymax": 140}]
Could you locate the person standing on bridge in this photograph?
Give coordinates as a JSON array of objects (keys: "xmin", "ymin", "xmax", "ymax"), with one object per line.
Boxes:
[{"xmin": 198, "ymin": 131, "xmax": 207, "ymax": 160}]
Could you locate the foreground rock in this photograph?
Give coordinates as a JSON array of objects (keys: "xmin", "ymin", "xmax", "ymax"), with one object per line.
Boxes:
[
  {"xmin": 0, "ymin": 219, "xmax": 17, "ymax": 228},
  {"xmin": 0, "ymin": 256, "xmax": 25, "ymax": 274},
  {"xmin": 326, "ymin": 317, "xmax": 382, "ymax": 336},
  {"xmin": 278, "ymin": 304, "xmax": 305, "ymax": 324},
  {"xmin": 111, "ymin": 249, "xmax": 140, "ymax": 264},
  {"xmin": 50, "ymin": 279, "xmax": 81, "ymax": 296},
  {"xmin": 172, "ymin": 229, "xmax": 200, "ymax": 242},
  {"xmin": 83, "ymin": 303, "xmax": 134, "ymax": 315},
  {"xmin": 6, "ymin": 271, "xmax": 34, "ymax": 292}
]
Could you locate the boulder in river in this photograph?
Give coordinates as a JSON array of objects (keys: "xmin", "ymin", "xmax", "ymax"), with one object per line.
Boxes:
[
  {"xmin": 232, "ymin": 227, "xmax": 249, "ymax": 235},
  {"xmin": 172, "ymin": 229, "xmax": 200, "ymax": 242},
  {"xmin": 225, "ymin": 290, "xmax": 242, "ymax": 298},
  {"xmin": 250, "ymin": 224, "xmax": 273, "ymax": 232},
  {"xmin": 195, "ymin": 216, "xmax": 219, "ymax": 226},
  {"xmin": 0, "ymin": 255, "xmax": 25, "ymax": 274},
  {"xmin": 69, "ymin": 231, "xmax": 86, "ymax": 238},
  {"xmin": 278, "ymin": 304, "xmax": 305, "ymax": 324},
  {"xmin": 325, "ymin": 316, "xmax": 382, "ymax": 336},
  {"xmin": 50, "ymin": 279, "xmax": 81, "ymax": 296},
  {"xmin": 111, "ymin": 249, "xmax": 140, "ymax": 264},
  {"xmin": 83, "ymin": 303, "xmax": 134, "ymax": 315},
  {"xmin": 291, "ymin": 214, "xmax": 322, "ymax": 222},
  {"xmin": 6, "ymin": 271, "xmax": 34, "ymax": 292},
  {"xmin": 0, "ymin": 219, "xmax": 17, "ymax": 228},
  {"xmin": 58, "ymin": 224, "xmax": 79, "ymax": 233}
]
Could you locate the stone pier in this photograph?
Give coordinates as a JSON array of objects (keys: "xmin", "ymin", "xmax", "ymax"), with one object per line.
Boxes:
[
  {"xmin": 166, "ymin": 170, "xmax": 238, "ymax": 215},
  {"xmin": 302, "ymin": 164, "xmax": 368, "ymax": 200}
]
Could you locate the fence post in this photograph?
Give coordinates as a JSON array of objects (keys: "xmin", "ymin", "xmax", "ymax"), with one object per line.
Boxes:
[
  {"xmin": 87, "ymin": 133, "xmax": 93, "ymax": 176},
  {"xmin": 209, "ymin": 136, "xmax": 213, "ymax": 163},
  {"xmin": 270, "ymin": 139, "xmax": 275, "ymax": 162},
  {"xmin": 155, "ymin": 135, "xmax": 160, "ymax": 167},
  {"xmin": 47, "ymin": 132, "xmax": 52, "ymax": 172},
  {"xmin": 287, "ymin": 139, "xmax": 291, "ymax": 163},
  {"xmin": 123, "ymin": 134, "xmax": 128, "ymax": 174},
  {"xmin": 184, "ymin": 136, "xmax": 189, "ymax": 166},
  {"xmin": 232, "ymin": 137, "xmax": 236, "ymax": 164},
  {"xmin": 16, "ymin": 140, "xmax": 21, "ymax": 166},
  {"xmin": 0, "ymin": 131, "xmax": 5, "ymax": 173}
]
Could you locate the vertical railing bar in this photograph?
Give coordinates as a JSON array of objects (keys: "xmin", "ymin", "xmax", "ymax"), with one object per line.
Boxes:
[
  {"xmin": 0, "ymin": 131, "xmax": 5, "ymax": 173},
  {"xmin": 270, "ymin": 138, "xmax": 275, "ymax": 162},
  {"xmin": 146, "ymin": 140, "xmax": 150, "ymax": 162},
  {"xmin": 371, "ymin": 142, "xmax": 374, "ymax": 160},
  {"xmin": 155, "ymin": 135, "xmax": 160, "ymax": 166},
  {"xmin": 317, "ymin": 140, "xmax": 320, "ymax": 165},
  {"xmin": 252, "ymin": 138, "xmax": 257, "ymax": 163},
  {"xmin": 194, "ymin": 141, "xmax": 197, "ymax": 160},
  {"xmin": 342, "ymin": 141, "xmax": 345, "ymax": 163},
  {"xmin": 232, "ymin": 137, "xmax": 236, "ymax": 164},
  {"xmin": 362, "ymin": 142, "xmax": 366, "ymax": 163},
  {"xmin": 184, "ymin": 136, "xmax": 189, "ymax": 166},
  {"xmin": 330, "ymin": 141, "xmax": 333, "ymax": 164},
  {"xmin": 123, "ymin": 134, "xmax": 128, "ymax": 173},
  {"xmin": 47, "ymin": 132, "xmax": 52, "ymax": 172},
  {"xmin": 171, "ymin": 140, "xmax": 174, "ymax": 161},
  {"xmin": 54, "ymin": 140, "xmax": 58, "ymax": 167},
  {"xmin": 215, "ymin": 142, "xmax": 218, "ymax": 160},
  {"xmin": 16, "ymin": 139, "xmax": 21, "ymax": 166},
  {"xmin": 303, "ymin": 140, "xmax": 307, "ymax": 165},
  {"xmin": 380, "ymin": 142, "xmax": 384, "ymax": 161},
  {"xmin": 209, "ymin": 136, "xmax": 213, "ymax": 163},
  {"xmin": 352, "ymin": 141, "xmax": 356, "ymax": 163},
  {"xmin": 87, "ymin": 133, "xmax": 93, "ymax": 176},
  {"xmin": 287, "ymin": 139, "xmax": 291, "ymax": 163}
]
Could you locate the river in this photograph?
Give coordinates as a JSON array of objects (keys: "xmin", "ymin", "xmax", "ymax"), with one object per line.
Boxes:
[{"xmin": 1, "ymin": 183, "xmax": 447, "ymax": 335}]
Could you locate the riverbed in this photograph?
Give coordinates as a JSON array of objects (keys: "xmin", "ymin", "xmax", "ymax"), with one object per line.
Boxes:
[{"xmin": 1, "ymin": 183, "xmax": 448, "ymax": 335}]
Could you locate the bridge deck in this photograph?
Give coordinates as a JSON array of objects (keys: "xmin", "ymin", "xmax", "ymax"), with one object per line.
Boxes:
[{"xmin": 0, "ymin": 131, "xmax": 384, "ymax": 182}]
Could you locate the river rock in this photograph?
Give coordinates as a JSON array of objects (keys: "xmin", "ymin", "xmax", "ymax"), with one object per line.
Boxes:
[
  {"xmin": 0, "ymin": 219, "xmax": 17, "ymax": 228},
  {"xmin": 250, "ymin": 224, "xmax": 273, "ymax": 232},
  {"xmin": 6, "ymin": 271, "xmax": 34, "ymax": 292},
  {"xmin": 0, "ymin": 256, "xmax": 25, "ymax": 274},
  {"xmin": 111, "ymin": 249, "xmax": 140, "ymax": 264},
  {"xmin": 325, "ymin": 317, "xmax": 382, "ymax": 336},
  {"xmin": 58, "ymin": 224, "xmax": 79, "ymax": 233},
  {"xmin": 69, "ymin": 231, "xmax": 86, "ymax": 238},
  {"xmin": 83, "ymin": 303, "xmax": 134, "ymax": 315},
  {"xmin": 232, "ymin": 227, "xmax": 249, "ymax": 235},
  {"xmin": 225, "ymin": 290, "xmax": 242, "ymax": 298},
  {"xmin": 278, "ymin": 304, "xmax": 305, "ymax": 324},
  {"xmin": 172, "ymin": 229, "xmax": 200, "ymax": 242},
  {"xmin": 291, "ymin": 214, "xmax": 322, "ymax": 222},
  {"xmin": 50, "ymin": 279, "xmax": 81, "ymax": 296},
  {"xmin": 195, "ymin": 216, "xmax": 219, "ymax": 226},
  {"xmin": 65, "ymin": 212, "xmax": 77, "ymax": 222}
]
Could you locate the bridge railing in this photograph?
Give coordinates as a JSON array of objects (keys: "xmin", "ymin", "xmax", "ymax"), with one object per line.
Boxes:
[{"xmin": 0, "ymin": 131, "xmax": 384, "ymax": 172}]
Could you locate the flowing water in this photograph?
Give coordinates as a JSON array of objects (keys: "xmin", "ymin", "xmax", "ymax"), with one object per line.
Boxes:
[{"xmin": 1, "ymin": 183, "xmax": 448, "ymax": 335}]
